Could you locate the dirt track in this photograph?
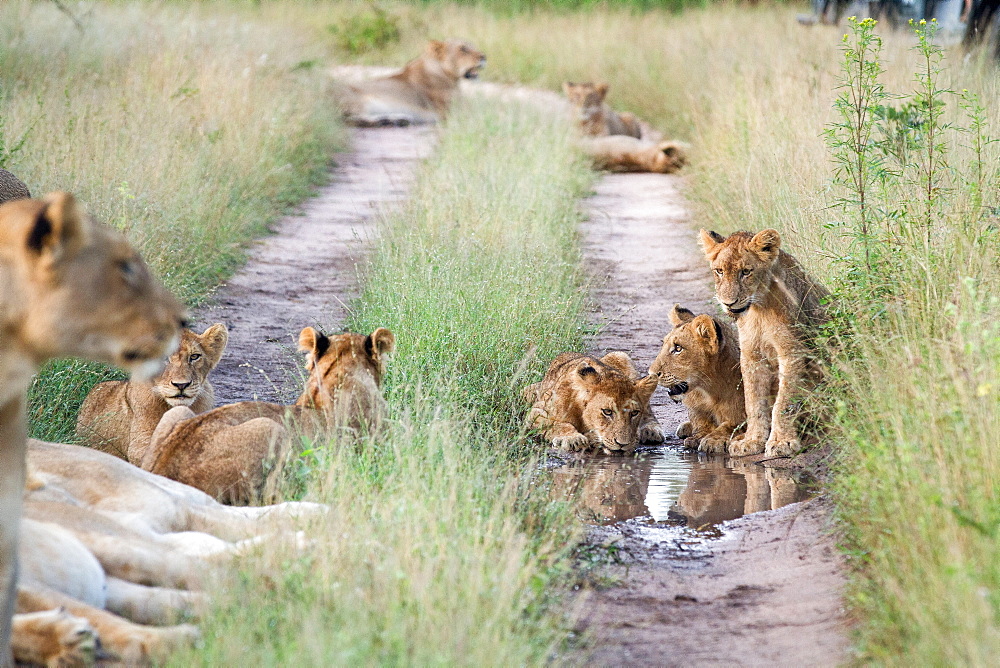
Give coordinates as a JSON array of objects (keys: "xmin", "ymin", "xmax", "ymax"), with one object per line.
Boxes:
[{"xmin": 574, "ymin": 171, "xmax": 850, "ymax": 665}]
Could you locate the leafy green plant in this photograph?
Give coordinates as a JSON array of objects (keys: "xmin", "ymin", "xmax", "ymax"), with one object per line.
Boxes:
[{"xmin": 328, "ymin": 3, "xmax": 401, "ymax": 55}]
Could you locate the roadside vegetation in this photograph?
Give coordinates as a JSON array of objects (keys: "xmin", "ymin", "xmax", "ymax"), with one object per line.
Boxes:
[{"xmin": 171, "ymin": 98, "xmax": 592, "ymax": 665}]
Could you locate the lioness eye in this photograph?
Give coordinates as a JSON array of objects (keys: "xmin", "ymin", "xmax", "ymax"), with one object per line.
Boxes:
[
  {"xmin": 189, "ymin": 353, "xmax": 202, "ymax": 362},
  {"xmin": 714, "ymin": 268, "xmax": 723, "ymax": 276},
  {"xmin": 602, "ymin": 408, "xmax": 613, "ymax": 417},
  {"xmin": 741, "ymin": 269, "xmax": 752, "ymax": 277},
  {"xmin": 672, "ymin": 344, "xmax": 683, "ymax": 354},
  {"xmin": 119, "ymin": 260, "xmax": 135, "ymax": 277}
]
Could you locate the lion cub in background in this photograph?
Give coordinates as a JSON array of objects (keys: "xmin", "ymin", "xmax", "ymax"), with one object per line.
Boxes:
[
  {"xmin": 562, "ymin": 81, "xmax": 643, "ymax": 138},
  {"xmin": 700, "ymin": 228, "xmax": 828, "ymax": 457},
  {"xmin": 650, "ymin": 305, "xmax": 745, "ymax": 454}
]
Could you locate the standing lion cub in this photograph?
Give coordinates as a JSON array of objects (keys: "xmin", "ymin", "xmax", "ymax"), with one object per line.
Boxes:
[{"xmin": 700, "ymin": 228, "xmax": 828, "ymax": 457}]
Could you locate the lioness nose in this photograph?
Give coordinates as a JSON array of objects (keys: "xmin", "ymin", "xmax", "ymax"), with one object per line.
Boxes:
[{"xmin": 172, "ymin": 381, "xmax": 191, "ymax": 391}]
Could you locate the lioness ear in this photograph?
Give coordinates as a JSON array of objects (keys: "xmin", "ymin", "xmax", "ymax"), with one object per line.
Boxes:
[
  {"xmin": 669, "ymin": 304, "xmax": 696, "ymax": 326},
  {"xmin": 595, "ymin": 82, "xmax": 609, "ymax": 99},
  {"xmin": 427, "ymin": 40, "xmax": 447, "ymax": 58},
  {"xmin": 577, "ymin": 363, "xmax": 601, "ymax": 384},
  {"xmin": 298, "ymin": 326, "xmax": 330, "ymax": 359},
  {"xmin": 28, "ymin": 192, "xmax": 89, "ymax": 262},
  {"xmin": 365, "ymin": 327, "xmax": 396, "ymax": 360},
  {"xmin": 692, "ymin": 315, "xmax": 720, "ymax": 353},
  {"xmin": 635, "ymin": 375, "xmax": 659, "ymax": 403},
  {"xmin": 698, "ymin": 229, "xmax": 725, "ymax": 256},
  {"xmin": 199, "ymin": 323, "xmax": 229, "ymax": 368},
  {"xmin": 749, "ymin": 229, "xmax": 781, "ymax": 260},
  {"xmin": 600, "ymin": 351, "xmax": 638, "ymax": 380}
]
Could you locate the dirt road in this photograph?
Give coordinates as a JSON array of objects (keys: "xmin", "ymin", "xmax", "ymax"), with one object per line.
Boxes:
[{"xmin": 574, "ymin": 172, "xmax": 850, "ymax": 665}]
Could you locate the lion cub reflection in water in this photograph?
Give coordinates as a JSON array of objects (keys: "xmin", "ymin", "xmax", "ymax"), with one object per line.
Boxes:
[
  {"xmin": 524, "ymin": 352, "xmax": 662, "ymax": 455},
  {"xmin": 145, "ymin": 327, "xmax": 396, "ymax": 504}
]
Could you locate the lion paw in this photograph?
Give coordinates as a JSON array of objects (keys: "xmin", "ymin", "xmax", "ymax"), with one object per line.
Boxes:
[
  {"xmin": 765, "ymin": 437, "xmax": 801, "ymax": 458},
  {"xmin": 639, "ymin": 421, "xmax": 664, "ymax": 444},
  {"xmin": 682, "ymin": 436, "xmax": 700, "ymax": 450},
  {"xmin": 675, "ymin": 421, "xmax": 693, "ymax": 439},
  {"xmin": 17, "ymin": 608, "xmax": 100, "ymax": 667},
  {"xmin": 728, "ymin": 437, "xmax": 766, "ymax": 457},
  {"xmin": 551, "ymin": 432, "xmax": 589, "ymax": 452},
  {"xmin": 698, "ymin": 436, "xmax": 728, "ymax": 455}
]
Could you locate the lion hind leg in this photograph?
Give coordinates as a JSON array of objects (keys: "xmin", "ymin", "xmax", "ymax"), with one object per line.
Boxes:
[{"xmin": 104, "ymin": 578, "xmax": 204, "ymax": 626}]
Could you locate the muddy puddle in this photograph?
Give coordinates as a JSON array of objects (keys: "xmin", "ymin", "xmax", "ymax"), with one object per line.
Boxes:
[{"xmin": 549, "ymin": 448, "xmax": 814, "ymax": 532}]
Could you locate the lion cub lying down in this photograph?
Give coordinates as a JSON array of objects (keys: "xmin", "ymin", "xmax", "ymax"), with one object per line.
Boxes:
[
  {"xmin": 579, "ymin": 135, "xmax": 688, "ymax": 174},
  {"xmin": 76, "ymin": 323, "xmax": 229, "ymax": 462},
  {"xmin": 524, "ymin": 352, "xmax": 663, "ymax": 454},
  {"xmin": 340, "ymin": 39, "xmax": 486, "ymax": 126},
  {"xmin": 650, "ymin": 305, "xmax": 745, "ymax": 454},
  {"xmin": 562, "ymin": 81, "xmax": 643, "ymax": 139},
  {"xmin": 142, "ymin": 327, "xmax": 396, "ymax": 504}
]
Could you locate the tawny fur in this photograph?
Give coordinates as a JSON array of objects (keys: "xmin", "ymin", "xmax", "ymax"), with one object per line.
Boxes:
[
  {"xmin": 0, "ymin": 192, "xmax": 184, "ymax": 659},
  {"xmin": 650, "ymin": 305, "xmax": 745, "ymax": 454},
  {"xmin": 524, "ymin": 352, "xmax": 662, "ymax": 454},
  {"xmin": 141, "ymin": 327, "xmax": 396, "ymax": 505},
  {"xmin": 11, "ymin": 607, "xmax": 98, "ymax": 667},
  {"xmin": 700, "ymin": 228, "xmax": 829, "ymax": 457},
  {"xmin": 76, "ymin": 324, "xmax": 228, "ymax": 462},
  {"xmin": 578, "ymin": 135, "xmax": 688, "ymax": 174},
  {"xmin": 562, "ymin": 81, "xmax": 642, "ymax": 138},
  {"xmin": 340, "ymin": 40, "xmax": 486, "ymax": 126}
]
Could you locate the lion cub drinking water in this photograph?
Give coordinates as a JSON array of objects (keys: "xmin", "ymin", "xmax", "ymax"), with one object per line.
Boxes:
[
  {"xmin": 524, "ymin": 352, "xmax": 663, "ymax": 454},
  {"xmin": 650, "ymin": 305, "xmax": 745, "ymax": 454},
  {"xmin": 143, "ymin": 327, "xmax": 396, "ymax": 504},
  {"xmin": 700, "ymin": 228, "xmax": 829, "ymax": 457},
  {"xmin": 76, "ymin": 323, "xmax": 229, "ymax": 463}
]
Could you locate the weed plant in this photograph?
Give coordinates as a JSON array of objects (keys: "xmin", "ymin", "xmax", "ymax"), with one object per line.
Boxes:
[{"xmin": 170, "ymin": 98, "xmax": 593, "ymax": 665}]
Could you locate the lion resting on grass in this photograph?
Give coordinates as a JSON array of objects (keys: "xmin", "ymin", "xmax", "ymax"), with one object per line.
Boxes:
[
  {"xmin": 700, "ymin": 228, "xmax": 828, "ymax": 457},
  {"xmin": 562, "ymin": 81, "xmax": 643, "ymax": 139},
  {"xmin": 524, "ymin": 352, "xmax": 662, "ymax": 454},
  {"xmin": 142, "ymin": 327, "xmax": 396, "ymax": 504},
  {"xmin": 650, "ymin": 305, "xmax": 745, "ymax": 454},
  {"xmin": 579, "ymin": 135, "xmax": 688, "ymax": 174},
  {"xmin": 340, "ymin": 39, "xmax": 486, "ymax": 126},
  {"xmin": 76, "ymin": 323, "xmax": 229, "ymax": 463},
  {"xmin": 0, "ymin": 192, "xmax": 185, "ymax": 659}
]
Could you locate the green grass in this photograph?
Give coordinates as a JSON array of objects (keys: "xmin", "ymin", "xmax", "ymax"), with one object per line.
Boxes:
[
  {"xmin": 171, "ymin": 97, "xmax": 593, "ymax": 665},
  {"xmin": 0, "ymin": 1, "xmax": 345, "ymax": 441}
]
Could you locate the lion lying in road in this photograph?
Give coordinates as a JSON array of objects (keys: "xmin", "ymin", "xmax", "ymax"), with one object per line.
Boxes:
[
  {"xmin": 579, "ymin": 135, "xmax": 688, "ymax": 174},
  {"xmin": 340, "ymin": 39, "xmax": 486, "ymax": 126},
  {"xmin": 76, "ymin": 323, "xmax": 229, "ymax": 463},
  {"xmin": 524, "ymin": 352, "xmax": 662, "ymax": 454},
  {"xmin": 700, "ymin": 228, "xmax": 828, "ymax": 457},
  {"xmin": 0, "ymin": 191, "xmax": 185, "ymax": 659},
  {"xmin": 141, "ymin": 327, "xmax": 396, "ymax": 504},
  {"xmin": 650, "ymin": 305, "xmax": 745, "ymax": 454},
  {"xmin": 562, "ymin": 81, "xmax": 642, "ymax": 139}
]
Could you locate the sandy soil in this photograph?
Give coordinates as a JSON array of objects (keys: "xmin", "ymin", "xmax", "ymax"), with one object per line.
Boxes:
[
  {"xmin": 191, "ymin": 127, "xmax": 434, "ymax": 404},
  {"xmin": 575, "ymin": 172, "xmax": 851, "ymax": 665}
]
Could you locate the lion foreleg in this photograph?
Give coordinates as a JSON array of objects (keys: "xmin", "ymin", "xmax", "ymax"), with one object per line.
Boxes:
[
  {"xmin": 545, "ymin": 422, "xmax": 590, "ymax": 452},
  {"xmin": 0, "ymin": 396, "xmax": 27, "ymax": 662},
  {"xmin": 700, "ymin": 421, "xmax": 739, "ymax": 455},
  {"xmin": 766, "ymin": 353, "xmax": 807, "ymax": 457},
  {"xmin": 729, "ymin": 352, "xmax": 772, "ymax": 457},
  {"xmin": 104, "ymin": 578, "xmax": 204, "ymax": 626}
]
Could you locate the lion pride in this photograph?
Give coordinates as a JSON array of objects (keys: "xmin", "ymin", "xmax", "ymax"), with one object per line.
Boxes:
[
  {"xmin": 699, "ymin": 228, "xmax": 828, "ymax": 457},
  {"xmin": 524, "ymin": 352, "xmax": 662, "ymax": 454},
  {"xmin": 0, "ymin": 192, "xmax": 184, "ymax": 660},
  {"xmin": 340, "ymin": 39, "xmax": 486, "ymax": 126}
]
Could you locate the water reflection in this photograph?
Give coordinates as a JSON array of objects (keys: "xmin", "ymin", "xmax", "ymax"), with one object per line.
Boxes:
[{"xmin": 549, "ymin": 449, "xmax": 813, "ymax": 530}]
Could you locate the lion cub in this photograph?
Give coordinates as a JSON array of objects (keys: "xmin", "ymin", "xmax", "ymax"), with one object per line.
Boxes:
[
  {"xmin": 650, "ymin": 305, "xmax": 745, "ymax": 454},
  {"xmin": 524, "ymin": 352, "xmax": 662, "ymax": 455},
  {"xmin": 700, "ymin": 229, "xmax": 829, "ymax": 457},
  {"xmin": 142, "ymin": 327, "xmax": 396, "ymax": 504},
  {"xmin": 341, "ymin": 40, "xmax": 486, "ymax": 126},
  {"xmin": 579, "ymin": 135, "xmax": 688, "ymax": 174},
  {"xmin": 76, "ymin": 323, "xmax": 229, "ymax": 463},
  {"xmin": 562, "ymin": 81, "xmax": 643, "ymax": 139}
]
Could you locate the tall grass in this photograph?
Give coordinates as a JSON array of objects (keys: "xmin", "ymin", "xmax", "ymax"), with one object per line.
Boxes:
[
  {"xmin": 0, "ymin": 1, "xmax": 344, "ymax": 441},
  {"xmin": 171, "ymin": 98, "xmax": 593, "ymax": 664}
]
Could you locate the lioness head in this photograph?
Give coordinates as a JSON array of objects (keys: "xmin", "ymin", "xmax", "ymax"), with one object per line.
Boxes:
[
  {"xmin": 700, "ymin": 228, "xmax": 781, "ymax": 317},
  {"xmin": 0, "ymin": 192, "xmax": 185, "ymax": 378},
  {"xmin": 152, "ymin": 323, "xmax": 228, "ymax": 407},
  {"xmin": 654, "ymin": 141, "xmax": 688, "ymax": 174},
  {"xmin": 572, "ymin": 355, "xmax": 659, "ymax": 454},
  {"xmin": 562, "ymin": 81, "xmax": 609, "ymax": 122},
  {"xmin": 297, "ymin": 326, "xmax": 396, "ymax": 410},
  {"xmin": 650, "ymin": 305, "xmax": 727, "ymax": 401},
  {"xmin": 427, "ymin": 39, "xmax": 486, "ymax": 80}
]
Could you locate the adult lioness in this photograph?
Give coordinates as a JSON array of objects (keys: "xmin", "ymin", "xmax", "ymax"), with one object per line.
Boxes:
[
  {"xmin": 142, "ymin": 327, "xmax": 396, "ymax": 504},
  {"xmin": 524, "ymin": 352, "xmax": 662, "ymax": 455},
  {"xmin": 340, "ymin": 39, "xmax": 486, "ymax": 126},
  {"xmin": 700, "ymin": 228, "xmax": 828, "ymax": 457},
  {"xmin": 650, "ymin": 305, "xmax": 745, "ymax": 454},
  {"xmin": 0, "ymin": 192, "xmax": 184, "ymax": 660},
  {"xmin": 76, "ymin": 323, "xmax": 229, "ymax": 462},
  {"xmin": 562, "ymin": 82, "xmax": 642, "ymax": 139},
  {"xmin": 579, "ymin": 136, "xmax": 687, "ymax": 174}
]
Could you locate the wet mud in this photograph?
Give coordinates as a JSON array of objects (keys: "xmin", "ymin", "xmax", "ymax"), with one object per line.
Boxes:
[{"xmin": 570, "ymin": 171, "xmax": 850, "ymax": 665}]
